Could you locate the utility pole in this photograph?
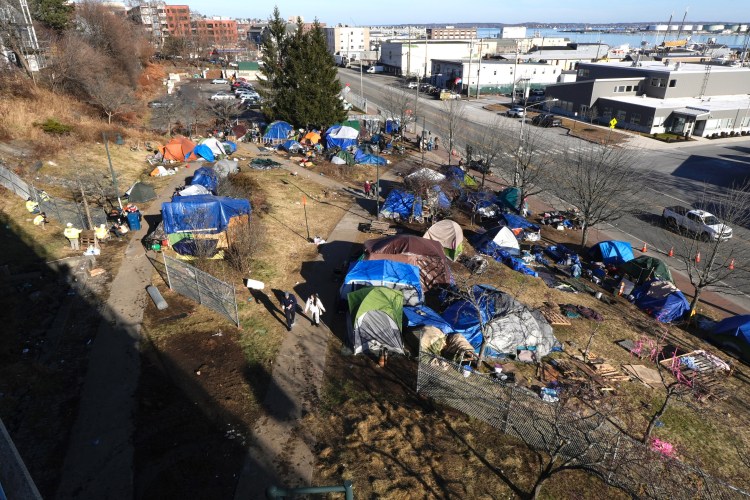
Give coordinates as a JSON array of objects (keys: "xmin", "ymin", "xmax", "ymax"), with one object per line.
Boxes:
[
  {"xmin": 511, "ymin": 42, "xmax": 520, "ymax": 104},
  {"xmin": 466, "ymin": 40, "xmax": 473, "ymax": 98},
  {"xmin": 103, "ymin": 133, "xmax": 123, "ymax": 209},
  {"xmin": 475, "ymin": 38, "xmax": 483, "ymax": 99}
]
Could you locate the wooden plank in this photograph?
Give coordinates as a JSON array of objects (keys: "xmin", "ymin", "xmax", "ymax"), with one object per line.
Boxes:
[{"xmin": 542, "ymin": 309, "xmax": 572, "ymax": 326}]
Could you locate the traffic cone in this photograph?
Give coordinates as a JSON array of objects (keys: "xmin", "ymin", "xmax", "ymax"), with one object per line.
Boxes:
[
  {"xmin": 641, "ymin": 242, "xmax": 648, "ymax": 253},
  {"xmin": 695, "ymin": 252, "xmax": 701, "ymax": 263},
  {"xmin": 668, "ymin": 247, "xmax": 674, "ymax": 257},
  {"xmin": 729, "ymin": 259, "xmax": 735, "ymax": 270}
]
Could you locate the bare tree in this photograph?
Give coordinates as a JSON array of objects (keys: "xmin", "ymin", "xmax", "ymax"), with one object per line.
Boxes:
[
  {"xmin": 84, "ymin": 78, "xmax": 136, "ymax": 124},
  {"xmin": 440, "ymin": 98, "xmax": 466, "ymax": 166},
  {"xmin": 380, "ymin": 86, "xmax": 415, "ymax": 136},
  {"xmin": 206, "ymin": 100, "xmax": 241, "ymax": 130},
  {"xmin": 46, "ymin": 32, "xmax": 107, "ymax": 95},
  {"xmin": 467, "ymin": 117, "xmax": 509, "ymax": 188},
  {"xmin": 152, "ymin": 100, "xmax": 185, "ymax": 136},
  {"xmin": 553, "ymin": 143, "xmax": 644, "ymax": 247},
  {"xmin": 662, "ymin": 181, "xmax": 750, "ymax": 314}
]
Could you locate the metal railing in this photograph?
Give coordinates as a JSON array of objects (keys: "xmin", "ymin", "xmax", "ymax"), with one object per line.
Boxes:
[
  {"xmin": 416, "ymin": 351, "xmax": 749, "ymax": 499},
  {"xmin": 162, "ymin": 254, "xmax": 239, "ymax": 326},
  {"xmin": 266, "ymin": 481, "xmax": 353, "ymax": 499}
]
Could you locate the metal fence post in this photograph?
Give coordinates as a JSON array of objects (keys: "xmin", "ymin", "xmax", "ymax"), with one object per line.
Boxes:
[
  {"xmin": 162, "ymin": 253, "xmax": 173, "ymax": 290},
  {"xmin": 195, "ymin": 268, "xmax": 202, "ymax": 304},
  {"xmin": 233, "ymin": 285, "xmax": 239, "ymax": 327}
]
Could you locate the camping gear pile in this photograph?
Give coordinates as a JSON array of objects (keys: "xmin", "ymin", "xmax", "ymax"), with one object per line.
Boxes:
[{"xmin": 152, "ymin": 136, "xmax": 233, "ymax": 168}]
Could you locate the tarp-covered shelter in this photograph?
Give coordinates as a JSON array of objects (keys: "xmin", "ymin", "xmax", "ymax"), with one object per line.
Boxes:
[
  {"xmin": 497, "ymin": 187, "xmax": 521, "ymax": 211},
  {"xmin": 446, "ymin": 166, "xmax": 478, "ymax": 189},
  {"xmin": 589, "ymin": 240, "xmax": 635, "ymax": 265},
  {"xmin": 500, "ymin": 213, "xmax": 541, "ymax": 241},
  {"xmin": 177, "ymin": 185, "xmax": 211, "ymax": 197},
  {"xmin": 341, "ymin": 260, "xmax": 423, "ymax": 306},
  {"xmin": 214, "ymin": 159, "xmax": 239, "ymax": 177},
  {"xmin": 711, "ymin": 315, "xmax": 750, "ymax": 356},
  {"xmin": 280, "ymin": 140, "xmax": 304, "ymax": 153},
  {"xmin": 474, "ymin": 226, "xmax": 520, "ymax": 256},
  {"xmin": 354, "ymin": 150, "xmax": 387, "ymax": 165},
  {"xmin": 325, "ymin": 125, "xmax": 359, "ymax": 150},
  {"xmin": 441, "ymin": 285, "xmax": 557, "ymax": 357},
  {"xmin": 347, "ymin": 287, "xmax": 404, "ymax": 355},
  {"xmin": 380, "ymin": 190, "xmax": 422, "ymax": 222},
  {"xmin": 631, "ymin": 280, "xmax": 689, "ymax": 323},
  {"xmin": 192, "ymin": 144, "xmax": 215, "ymax": 162},
  {"xmin": 126, "ymin": 182, "xmax": 156, "ymax": 203},
  {"xmin": 161, "ymin": 195, "xmax": 251, "ymax": 234},
  {"xmin": 404, "ymin": 305, "xmax": 454, "ymax": 334},
  {"xmin": 405, "ymin": 168, "xmax": 446, "ymax": 184},
  {"xmin": 263, "ymin": 121, "xmax": 293, "ymax": 143},
  {"xmin": 200, "ymin": 137, "xmax": 227, "ymax": 156},
  {"xmin": 619, "ymin": 256, "xmax": 673, "ymax": 285},
  {"xmin": 363, "ymin": 234, "xmax": 453, "ymax": 289},
  {"xmin": 190, "ymin": 166, "xmax": 219, "ymax": 193},
  {"xmin": 423, "ymin": 219, "xmax": 464, "ymax": 261},
  {"xmin": 159, "ymin": 136, "xmax": 198, "ymax": 161}
]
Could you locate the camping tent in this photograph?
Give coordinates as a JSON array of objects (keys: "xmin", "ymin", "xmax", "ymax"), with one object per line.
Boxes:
[
  {"xmin": 441, "ymin": 285, "xmax": 557, "ymax": 357},
  {"xmin": 200, "ymin": 137, "xmax": 227, "ymax": 156},
  {"xmin": 631, "ymin": 280, "xmax": 689, "ymax": 323},
  {"xmin": 191, "ymin": 144, "xmax": 215, "ymax": 161},
  {"xmin": 303, "ymin": 131, "xmax": 321, "ymax": 144},
  {"xmin": 499, "ymin": 213, "xmax": 541, "ymax": 241},
  {"xmin": 340, "ymin": 260, "xmax": 423, "ymax": 306},
  {"xmin": 159, "ymin": 136, "xmax": 198, "ymax": 161},
  {"xmin": 711, "ymin": 315, "xmax": 750, "ymax": 359},
  {"xmin": 423, "ymin": 219, "xmax": 464, "ymax": 261},
  {"xmin": 222, "ymin": 141, "xmax": 237, "ymax": 153},
  {"xmin": 190, "ymin": 166, "xmax": 219, "ymax": 193},
  {"xmin": 363, "ymin": 234, "xmax": 453, "ymax": 289},
  {"xmin": 589, "ymin": 240, "xmax": 635, "ymax": 265},
  {"xmin": 161, "ymin": 195, "xmax": 251, "ymax": 234},
  {"xmin": 214, "ymin": 159, "xmax": 239, "ymax": 177},
  {"xmin": 379, "ymin": 190, "xmax": 423, "ymax": 222},
  {"xmin": 347, "ymin": 287, "xmax": 404, "ymax": 355},
  {"xmin": 334, "ymin": 150, "xmax": 355, "ymax": 165},
  {"xmin": 263, "ymin": 121, "xmax": 293, "ymax": 143},
  {"xmin": 325, "ymin": 125, "xmax": 359, "ymax": 149},
  {"xmin": 446, "ymin": 166, "xmax": 478, "ymax": 189},
  {"xmin": 280, "ymin": 140, "xmax": 304, "ymax": 153},
  {"xmin": 497, "ymin": 187, "xmax": 520, "ymax": 211},
  {"xmin": 619, "ymin": 256, "xmax": 673, "ymax": 285},
  {"xmin": 474, "ymin": 226, "xmax": 520, "ymax": 256},
  {"xmin": 126, "ymin": 182, "xmax": 156, "ymax": 203},
  {"xmin": 405, "ymin": 168, "xmax": 446, "ymax": 184}
]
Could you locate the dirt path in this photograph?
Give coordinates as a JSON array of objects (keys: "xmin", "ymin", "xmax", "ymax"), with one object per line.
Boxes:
[{"xmin": 56, "ymin": 168, "xmax": 193, "ymax": 499}]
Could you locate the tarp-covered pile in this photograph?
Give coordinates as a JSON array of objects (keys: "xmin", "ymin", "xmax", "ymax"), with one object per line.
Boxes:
[
  {"xmin": 161, "ymin": 195, "xmax": 251, "ymax": 234},
  {"xmin": 379, "ymin": 189, "xmax": 423, "ymax": 222},
  {"xmin": 500, "ymin": 213, "xmax": 541, "ymax": 242},
  {"xmin": 325, "ymin": 125, "xmax": 359, "ymax": 150},
  {"xmin": 190, "ymin": 166, "xmax": 219, "ymax": 193},
  {"xmin": 446, "ymin": 166, "xmax": 478, "ymax": 189},
  {"xmin": 363, "ymin": 234, "xmax": 453, "ymax": 289},
  {"xmin": 354, "ymin": 148, "xmax": 387, "ymax": 165},
  {"xmin": 341, "ymin": 260, "xmax": 423, "ymax": 306},
  {"xmin": 631, "ymin": 280, "xmax": 689, "ymax": 323},
  {"xmin": 473, "ymin": 226, "xmax": 536, "ymax": 277}
]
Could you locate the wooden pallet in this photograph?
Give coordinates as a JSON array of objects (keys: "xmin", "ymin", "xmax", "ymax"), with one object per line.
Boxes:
[
  {"xmin": 542, "ymin": 309, "xmax": 572, "ymax": 326},
  {"xmin": 367, "ymin": 220, "xmax": 397, "ymax": 236}
]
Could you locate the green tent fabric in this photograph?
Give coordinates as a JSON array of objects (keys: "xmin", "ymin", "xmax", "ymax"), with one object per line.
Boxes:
[
  {"xmin": 498, "ymin": 187, "xmax": 520, "ymax": 211},
  {"xmin": 619, "ymin": 256, "xmax": 673, "ymax": 285},
  {"xmin": 463, "ymin": 172, "xmax": 478, "ymax": 188},
  {"xmin": 340, "ymin": 120, "xmax": 361, "ymax": 131},
  {"xmin": 336, "ymin": 150, "xmax": 355, "ymax": 165},
  {"xmin": 347, "ymin": 286, "xmax": 404, "ymax": 355},
  {"xmin": 128, "ymin": 182, "xmax": 157, "ymax": 203}
]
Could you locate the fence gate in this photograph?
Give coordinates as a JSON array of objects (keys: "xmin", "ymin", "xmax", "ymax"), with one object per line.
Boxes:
[{"xmin": 162, "ymin": 254, "xmax": 239, "ymax": 326}]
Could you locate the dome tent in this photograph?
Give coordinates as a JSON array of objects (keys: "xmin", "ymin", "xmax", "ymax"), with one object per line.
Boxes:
[
  {"xmin": 363, "ymin": 234, "xmax": 453, "ymax": 289},
  {"xmin": 340, "ymin": 260, "xmax": 423, "ymax": 306},
  {"xmin": 589, "ymin": 240, "xmax": 634, "ymax": 265},
  {"xmin": 126, "ymin": 181, "xmax": 156, "ymax": 203},
  {"xmin": 619, "ymin": 256, "xmax": 673, "ymax": 285},
  {"xmin": 347, "ymin": 287, "xmax": 404, "ymax": 355},
  {"xmin": 325, "ymin": 125, "xmax": 359, "ymax": 149},
  {"xmin": 423, "ymin": 219, "xmax": 464, "ymax": 261},
  {"xmin": 263, "ymin": 121, "xmax": 293, "ymax": 143}
]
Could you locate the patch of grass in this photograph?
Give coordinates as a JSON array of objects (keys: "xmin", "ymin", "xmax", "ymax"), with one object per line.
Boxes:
[
  {"xmin": 36, "ymin": 118, "xmax": 73, "ymax": 135},
  {"xmin": 237, "ymin": 315, "xmax": 283, "ymax": 367}
]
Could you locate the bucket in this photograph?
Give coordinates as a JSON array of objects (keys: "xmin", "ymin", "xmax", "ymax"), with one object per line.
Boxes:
[
  {"xmin": 595, "ymin": 291, "xmax": 603, "ymax": 300},
  {"xmin": 462, "ymin": 366, "xmax": 473, "ymax": 378},
  {"xmin": 494, "ymin": 365, "xmax": 503, "ymax": 374}
]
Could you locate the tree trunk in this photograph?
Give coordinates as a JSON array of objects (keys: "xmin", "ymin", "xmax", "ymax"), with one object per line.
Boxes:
[
  {"xmin": 580, "ymin": 223, "xmax": 590, "ymax": 248},
  {"xmin": 689, "ymin": 286, "xmax": 703, "ymax": 316},
  {"xmin": 643, "ymin": 387, "xmax": 675, "ymax": 442}
]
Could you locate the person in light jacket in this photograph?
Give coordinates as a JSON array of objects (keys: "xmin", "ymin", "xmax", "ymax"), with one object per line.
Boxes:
[{"xmin": 304, "ymin": 293, "xmax": 326, "ymax": 327}]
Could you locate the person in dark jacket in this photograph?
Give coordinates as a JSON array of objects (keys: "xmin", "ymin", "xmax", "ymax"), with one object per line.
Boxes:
[{"xmin": 281, "ymin": 291, "xmax": 297, "ymax": 331}]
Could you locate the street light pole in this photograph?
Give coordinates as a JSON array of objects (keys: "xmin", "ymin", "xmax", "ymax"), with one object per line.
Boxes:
[{"xmin": 513, "ymin": 98, "xmax": 558, "ymax": 187}]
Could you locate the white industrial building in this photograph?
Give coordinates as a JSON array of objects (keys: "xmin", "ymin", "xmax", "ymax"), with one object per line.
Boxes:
[
  {"xmin": 378, "ymin": 39, "xmax": 496, "ymax": 77},
  {"xmin": 500, "ymin": 26, "xmax": 526, "ymax": 39},
  {"xmin": 431, "ymin": 58, "xmax": 562, "ymax": 95}
]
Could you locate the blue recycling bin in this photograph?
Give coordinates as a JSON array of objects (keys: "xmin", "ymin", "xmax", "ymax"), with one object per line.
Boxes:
[{"xmin": 127, "ymin": 211, "xmax": 141, "ymax": 231}]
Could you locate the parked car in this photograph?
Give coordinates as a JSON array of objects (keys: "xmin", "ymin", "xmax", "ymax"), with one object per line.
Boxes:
[
  {"xmin": 211, "ymin": 78, "xmax": 229, "ymax": 84},
  {"xmin": 532, "ymin": 113, "xmax": 562, "ymax": 127},
  {"xmin": 210, "ymin": 92, "xmax": 234, "ymax": 100},
  {"xmin": 407, "ymin": 81, "xmax": 419, "ymax": 89},
  {"xmin": 662, "ymin": 206, "xmax": 733, "ymax": 241},
  {"xmin": 505, "ymin": 107, "xmax": 525, "ymax": 118}
]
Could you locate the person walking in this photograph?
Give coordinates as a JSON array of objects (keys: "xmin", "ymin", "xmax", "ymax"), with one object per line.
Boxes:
[
  {"xmin": 304, "ymin": 293, "xmax": 326, "ymax": 327},
  {"xmin": 281, "ymin": 291, "xmax": 298, "ymax": 331},
  {"xmin": 364, "ymin": 180, "xmax": 371, "ymax": 198},
  {"xmin": 33, "ymin": 212, "xmax": 48, "ymax": 230},
  {"xmin": 64, "ymin": 223, "xmax": 82, "ymax": 250}
]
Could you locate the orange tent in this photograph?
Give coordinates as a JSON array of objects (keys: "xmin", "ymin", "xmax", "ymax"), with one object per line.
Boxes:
[
  {"xmin": 303, "ymin": 131, "xmax": 321, "ymax": 144},
  {"xmin": 159, "ymin": 136, "xmax": 198, "ymax": 161}
]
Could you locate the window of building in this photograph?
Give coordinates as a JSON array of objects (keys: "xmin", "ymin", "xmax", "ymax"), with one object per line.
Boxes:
[
  {"xmin": 626, "ymin": 85, "xmax": 632, "ymax": 92},
  {"xmin": 630, "ymin": 113, "xmax": 641, "ymax": 125},
  {"xmin": 616, "ymin": 110, "xmax": 627, "ymax": 122},
  {"xmin": 617, "ymin": 85, "xmax": 625, "ymax": 92},
  {"xmin": 669, "ymin": 79, "xmax": 676, "ymax": 87},
  {"xmin": 651, "ymin": 78, "xmax": 659, "ymax": 87}
]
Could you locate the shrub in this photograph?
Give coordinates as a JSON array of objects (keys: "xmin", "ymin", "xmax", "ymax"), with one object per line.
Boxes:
[{"xmin": 36, "ymin": 118, "xmax": 73, "ymax": 135}]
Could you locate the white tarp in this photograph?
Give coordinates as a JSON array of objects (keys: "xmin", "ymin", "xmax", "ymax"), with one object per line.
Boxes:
[
  {"xmin": 201, "ymin": 137, "xmax": 227, "ymax": 156},
  {"xmin": 331, "ymin": 155, "xmax": 347, "ymax": 165},
  {"xmin": 491, "ymin": 226, "xmax": 520, "ymax": 256},
  {"xmin": 405, "ymin": 168, "xmax": 446, "ymax": 183},
  {"xmin": 214, "ymin": 158, "xmax": 239, "ymax": 177},
  {"xmin": 329, "ymin": 125, "xmax": 359, "ymax": 139},
  {"xmin": 178, "ymin": 184, "xmax": 211, "ymax": 197}
]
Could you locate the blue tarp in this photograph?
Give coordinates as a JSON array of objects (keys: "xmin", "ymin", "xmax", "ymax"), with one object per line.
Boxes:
[
  {"xmin": 712, "ymin": 315, "xmax": 750, "ymax": 344},
  {"xmin": 404, "ymin": 305, "xmax": 454, "ymax": 334},
  {"xmin": 192, "ymin": 144, "xmax": 214, "ymax": 161},
  {"xmin": 340, "ymin": 260, "xmax": 423, "ymax": 305},
  {"xmin": 385, "ymin": 119, "xmax": 399, "ymax": 134},
  {"xmin": 473, "ymin": 237, "xmax": 538, "ymax": 277},
  {"xmin": 432, "ymin": 186, "xmax": 451, "ymax": 209},
  {"xmin": 446, "ymin": 166, "xmax": 478, "ymax": 189},
  {"xmin": 380, "ymin": 189, "xmax": 423, "ymax": 221},
  {"xmin": 172, "ymin": 238, "xmax": 219, "ymax": 257},
  {"xmin": 588, "ymin": 240, "xmax": 634, "ymax": 265},
  {"xmin": 356, "ymin": 152, "xmax": 387, "ymax": 165},
  {"xmin": 280, "ymin": 139, "xmax": 303, "ymax": 152},
  {"xmin": 161, "ymin": 195, "xmax": 251, "ymax": 234},
  {"xmin": 500, "ymin": 213, "xmax": 540, "ymax": 232},
  {"xmin": 222, "ymin": 141, "xmax": 237, "ymax": 153},
  {"xmin": 191, "ymin": 166, "xmax": 218, "ymax": 193},
  {"xmin": 325, "ymin": 125, "xmax": 359, "ymax": 149},
  {"xmin": 545, "ymin": 244, "xmax": 578, "ymax": 265},
  {"xmin": 631, "ymin": 280, "xmax": 690, "ymax": 323},
  {"xmin": 264, "ymin": 121, "xmax": 293, "ymax": 141}
]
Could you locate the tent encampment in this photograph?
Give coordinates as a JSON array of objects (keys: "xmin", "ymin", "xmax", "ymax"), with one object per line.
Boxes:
[
  {"xmin": 325, "ymin": 125, "xmax": 359, "ymax": 150},
  {"xmin": 340, "ymin": 260, "xmax": 423, "ymax": 306},
  {"xmin": 263, "ymin": 121, "xmax": 293, "ymax": 143},
  {"xmin": 441, "ymin": 285, "xmax": 557, "ymax": 357},
  {"xmin": 280, "ymin": 140, "xmax": 304, "ymax": 153},
  {"xmin": 126, "ymin": 182, "xmax": 157, "ymax": 203},
  {"xmin": 190, "ymin": 166, "xmax": 219, "ymax": 193},
  {"xmin": 192, "ymin": 144, "xmax": 215, "ymax": 161},
  {"xmin": 347, "ymin": 287, "xmax": 404, "ymax": 355},
  {"xmin": 159, "ymin": 136, "xmax": 198, "ymax": 162},
  {"xmin": 380, "ymin": 190, "xmax": 423, "ymax": 222},
  {"xmin": 200, "ymin": 137, "xmax": 227, "ymax": 156},
  {"xmin": 589, "ymin": 240, "xmax": 635, "ymax": 265},
  {"xmin": 161, "ymin": 195, "xmax": 251, "ymax": 234},
  {"xmin": 363, "ymin": 234, "xmax": 453, "ymax": 289},
  {"xmin": 619, "ymin": 256, "xmax": 673, "ymax": 285},
  {"xmin": 423, "ymin": 219, "xmax": 464, "ymax": 261},
  {"xmin": 631, "ymin": 280, "xmax": 689, "ymax": 323}
]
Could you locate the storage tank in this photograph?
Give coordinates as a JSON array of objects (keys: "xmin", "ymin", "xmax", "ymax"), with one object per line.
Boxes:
[
  {"xmin": 648, "ymin": 24, "xmax": 669, "ymax": 32},
  {"xmin": 727, "ymin": 24, "xmax": 740, "ymax": 32},
  {"xmin": 706, "ymin": 24, "xmax": 725, "ymax": 32}
]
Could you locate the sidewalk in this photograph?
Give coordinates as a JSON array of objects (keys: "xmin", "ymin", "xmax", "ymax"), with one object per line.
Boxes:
[{"xmin": 56, "ymin": 167, "xmax": 194, "ymax": 499}]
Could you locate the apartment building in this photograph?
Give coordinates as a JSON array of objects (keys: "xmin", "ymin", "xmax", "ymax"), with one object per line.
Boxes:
[
  {"xmin": 426, "ymin": 27, "xmax": 477, "ymax": 40},
  {"xmin": 164, "ymin": 4, "xmax": 191, "ymax": 37},
  {"xmin": 325, "ymin": 26, "xmax": 370, "ymax": 60},
  {"xmin": 193, "ymin": 18, "xmax": 239, "ymax": 49}
]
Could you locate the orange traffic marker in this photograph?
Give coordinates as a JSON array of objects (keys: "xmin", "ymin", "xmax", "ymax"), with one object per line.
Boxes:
[
  {"xmin": 668, "ymin": 247, "xmax": 674, "ymax": 257},
  {"xmin": 641, "ymin": 242, "xmax": 648, "ymax": 253},
  {"xmin": 695, "ymin": 252, "xmax": 701, "ymax": 263},
  {"xmin": 729, "ymin": 259, "xmax": 735, "ymax": 270}
]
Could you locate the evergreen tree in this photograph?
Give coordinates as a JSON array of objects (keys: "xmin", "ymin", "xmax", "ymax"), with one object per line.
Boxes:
[
  {"xmin": 303, "ymin": 20, "xmax": 346, "ymax": 127},
  {"xmin": 30, "ymin": 0, "xmax": 73, "ymax": 33},
  {"xmin": 259, "ymin": 7, "xmax": 288, "ymax": 120}
]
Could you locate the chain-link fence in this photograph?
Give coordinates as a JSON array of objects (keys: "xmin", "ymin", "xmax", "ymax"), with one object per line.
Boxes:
[
  {"xmin": 416, "ymin": 352, "xmax": 749, "ymax": 499},
  {"xmin": 162, "ymin": 254, "xmax": 239, "ymax": 326},
  {"xmin": 0, "ymin": 164, "xmax": 106, "ymax": 230},
  {"xmin": 344, "ymin": 91, "xmax": 368, "ymax": 113}
]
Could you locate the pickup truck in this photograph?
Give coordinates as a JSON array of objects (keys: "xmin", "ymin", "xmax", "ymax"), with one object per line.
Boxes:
[{"xmin": 662, "ymin": 206, "xmax": 733, "ymax": 241}]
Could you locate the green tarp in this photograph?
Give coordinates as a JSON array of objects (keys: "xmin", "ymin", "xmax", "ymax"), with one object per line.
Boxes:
[
  {"xmin": 347, "ymin": 286, "xmax": 404, "ymax": 355},
  {"xmin": 619, "ymin": 256, "xmax": 673, "ymax": 285},
  {"xmin": 336, "ymin": 150, "xmax": 355, "ymax": 165}
]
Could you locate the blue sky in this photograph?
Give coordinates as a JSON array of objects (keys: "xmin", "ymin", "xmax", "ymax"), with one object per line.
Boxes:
[{"xmin": 187, "ymin": 1, "xmax": 750, "ymax": 25}]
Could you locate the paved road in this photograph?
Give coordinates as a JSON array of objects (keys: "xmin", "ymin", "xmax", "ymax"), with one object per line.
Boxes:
[{"xmin": 340, "ymin": 67, "xmax": 750, "ymax": 313}]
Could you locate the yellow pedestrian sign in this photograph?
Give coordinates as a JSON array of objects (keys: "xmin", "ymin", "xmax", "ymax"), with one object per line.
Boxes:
[{"xmin": 609, "ymin": 118, "xmax": 617, "ymax": 129}]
